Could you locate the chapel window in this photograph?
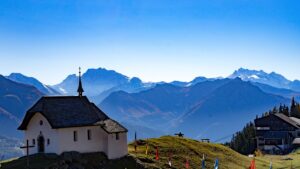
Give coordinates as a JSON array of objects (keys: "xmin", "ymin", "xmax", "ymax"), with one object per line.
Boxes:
[
  {"xmin": 116, "ymin": 133, "xmax": 119, "ymax": 140},
  {"xmin": 40, "ymin": 120, "xmax": 43, "ymax": 126},
  {"xmin": 74, "ymin": 131, "xmax": 78, "ymax": 142},
  {"xmin": 87, "ymin": 129, "xmax": 91, "ymax": 140}
]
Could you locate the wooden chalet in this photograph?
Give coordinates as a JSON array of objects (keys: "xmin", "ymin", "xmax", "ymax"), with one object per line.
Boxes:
[{"xmin": 254, "ymin": 113, "xmax": 300, "ymax": 154}]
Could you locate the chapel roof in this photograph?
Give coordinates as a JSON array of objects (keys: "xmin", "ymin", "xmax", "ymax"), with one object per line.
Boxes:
[{"xmin": 18, "ymin": 96, "xmax": 127, "ymax": 133}]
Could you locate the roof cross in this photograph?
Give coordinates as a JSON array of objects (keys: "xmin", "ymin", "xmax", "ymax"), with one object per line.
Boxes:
[{"xmin": 79, "ymin": 67, "xmax": 82, "ymax": 77}]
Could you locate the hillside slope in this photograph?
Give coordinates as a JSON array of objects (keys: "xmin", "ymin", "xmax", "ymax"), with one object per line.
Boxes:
[
  {"xmin": 0, "ymin": 75, "xmax": 43, "ymax": 138},
  {"xmin": 128, "ymin": 136, "xmax": 299, "ymax": 169},
  {"xmin": 2, "ymin": 136, "xmax": 297, "ymax": 169}
]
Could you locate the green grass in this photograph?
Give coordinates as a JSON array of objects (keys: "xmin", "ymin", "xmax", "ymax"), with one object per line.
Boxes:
[
  {"xmin": 128, "ymin": 136, "xmax": 300, "ymax": 169},
  {"xmin": 1, "ymin": 136, "xmax": 300, "ymax": 169}
]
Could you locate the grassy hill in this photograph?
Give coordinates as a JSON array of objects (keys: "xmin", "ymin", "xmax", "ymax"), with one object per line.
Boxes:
[
  {"xmin": 1, "ymin": 136, "xmax": 300, "ymax": 169},
  {"xmin": 128, "ymin": 136, "xmax": 256, "ymax": 168},
  {"xmin": 128, "ymin": 136, "xmax": 300, "ymax": 169}
]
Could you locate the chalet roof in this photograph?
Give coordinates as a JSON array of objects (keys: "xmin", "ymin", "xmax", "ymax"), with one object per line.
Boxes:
[
  {"xmin": 292, "ymin": 138, "xmax": 300, "ymax": 145},
  {"xmin": 18, "ymin": 96, "xmax": 127, "ymax": 133},
  {"xmin": 274, "ymin": 113, "xmax": 300, "ymax": 129},
  {"xmin": 290, "ymin": 117, "xmax": 300, "ymax": 126}
]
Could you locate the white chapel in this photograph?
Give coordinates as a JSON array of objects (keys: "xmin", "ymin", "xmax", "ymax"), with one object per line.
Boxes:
[{"xmin": 18, "ymin": 69, "xmax": 128, "ymax": 159}]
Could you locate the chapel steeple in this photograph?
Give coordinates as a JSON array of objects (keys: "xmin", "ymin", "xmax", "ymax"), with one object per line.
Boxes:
[{"xmin": 77, "ymin": 67, "xmax": 84, "ymax": 97}]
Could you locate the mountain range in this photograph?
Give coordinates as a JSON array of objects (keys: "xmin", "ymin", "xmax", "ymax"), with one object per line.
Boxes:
[
  {"xmin": 100, "ymin": 78, "xmax": 289, "ymax": 141},
  {"xmin": 1, "ymin": 67, "xmax": 300, "ymax": 158},
  {"xmin": 0, "ymin": 76, "xmax": 43, "ymax": 159},
  {"xmin": 0, "ymin": 75, "xmax": 43, "ymax": 139},
  {"xmin": 52, "ymin": 68, "xmax": 155, "ymax": 103},
  {"xmin": 6, "ymin": 73, "xmax": 59, "ymax": 95},
  {"xmin": 229, "ymin": 68, "xmax": 300, "ymax": 91},
  {"xmin": 50, "ymin": 67, "xmax": 300, "ymax": 104}
]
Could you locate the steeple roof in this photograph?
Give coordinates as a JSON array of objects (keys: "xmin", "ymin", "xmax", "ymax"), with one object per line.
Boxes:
[{"xmin": 77, "ymin": 67, "xmax": 84, "ymax": 97}]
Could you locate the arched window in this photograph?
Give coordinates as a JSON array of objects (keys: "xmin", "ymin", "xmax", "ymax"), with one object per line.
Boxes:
[
  {"xmin": 73, "ymin": 131, "xmax": 78, "ymax": 142},
  {"xmin": 116, "ymin": 133, "xmax": 119, "ymax": 140},
  {"xmin": 87, "ymin": 129, "xmax": 91, "ymax": 140},
  {"xmin": 39, "ymin": 120, "xmax": 43, "ymax": 126}
]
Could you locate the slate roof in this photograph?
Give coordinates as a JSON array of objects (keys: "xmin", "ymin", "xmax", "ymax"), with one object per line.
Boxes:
[
  {"xmin": 18, "ymin": 96, "xmax": 127, "ymax": 133},
  {"xmin": 292, "ymin": 138, "xmax": 300, "ymax": 145},
  {"xmin": 274, "ymin": 113, "xmax": 300, "ymax": 129},
  {"xmin": 289, "ymin": 117, "xmax": 300, "ymax": 126}
]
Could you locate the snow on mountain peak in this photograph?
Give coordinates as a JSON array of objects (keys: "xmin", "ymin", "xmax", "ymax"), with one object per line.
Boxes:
[{"xmin": 229, "ymin": 68, "xmax": 292, "ymax": 89}]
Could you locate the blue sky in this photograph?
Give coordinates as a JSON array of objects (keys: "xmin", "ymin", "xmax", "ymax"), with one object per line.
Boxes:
[{"xmin": 0, "ymin": 0, "xmax": 300, "ymax": 85}]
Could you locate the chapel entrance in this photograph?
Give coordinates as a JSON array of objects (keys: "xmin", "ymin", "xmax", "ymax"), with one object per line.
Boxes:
[{"xmin": 37, "ymin": 134, "xmax": 45, "ymax": 153}]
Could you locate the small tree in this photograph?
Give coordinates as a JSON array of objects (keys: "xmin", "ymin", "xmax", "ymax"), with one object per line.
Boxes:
[
  {"xmin": 271, "ymin": 107, "xmax": 278, "ymax": 114},
  {"xmin": 282, "ymin": 105, "xmax": 290, "ymax": 116},
  {"xmin": 279, "ymin": 104, "xmax": 283, "ymax": 113},
  {"xmin": 229, "ymin": 122, "xmax": 256, "ymax": 155},
  {"xmin": 290, "ymin": 97, "xmax": 300, "ymax": 118}
]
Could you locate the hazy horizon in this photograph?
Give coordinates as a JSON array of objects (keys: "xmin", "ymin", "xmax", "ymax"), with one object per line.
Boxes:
[{"xmin": 2, "ymin": 67, "xmax": 300, "ymax": 86}]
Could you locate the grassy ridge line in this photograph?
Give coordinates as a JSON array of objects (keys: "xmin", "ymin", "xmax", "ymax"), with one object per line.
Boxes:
[{"xmin": 128, "ymin": 136, "xmax": 297, "ymax": 168}]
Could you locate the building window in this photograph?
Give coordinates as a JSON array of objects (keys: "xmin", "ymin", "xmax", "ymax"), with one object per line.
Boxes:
[
  {"xmin": 47, "ymin": 139, "xmax": 50, "ymax": 145},
  {"xmin": 32, "ymin": 139, "xmax": 35, "ymax": 145},
  {"xmin": 40, "ymin": 120, "xmax": 43, "ymax": 126},
  {"xmin": 87, "ymin": 129, "xmax": 91, "ymax": 140},
  {"xmin": 74, "ymin": 131, "xmax": 78, "ymax": 142},
  {"xmin": 256, "ymin": 127, "xmax": 270, "ymax": 130},
  {"xmin": 116, "ymin": 133, "xmax": 119, "ymax": 140}
]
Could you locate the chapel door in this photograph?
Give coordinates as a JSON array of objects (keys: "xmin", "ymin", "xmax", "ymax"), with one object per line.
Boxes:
[{"xmin": 37, "ymin": 135, "xmax": 45, "ymax": 153}]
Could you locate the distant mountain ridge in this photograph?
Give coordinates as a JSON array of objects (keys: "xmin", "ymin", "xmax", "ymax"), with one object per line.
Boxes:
[
  {"xmin": 229, "ymin": 68, "xmax": 300, "ymax": 91},
  {"xmin": 0, "ymin": 68, "xmax": 300, "ymax": 140},
  {"xmin": 49, "ymin": 67, "xmax": 300, "ymax": 104},
  {"xmin": 6, "ymin": 73, "xmax": 59, "ymax": 95},
  {"xmin": 252, "ymin": 82, "xmax": 300, "ymax": 100},
  {"xmin": 1, "ymin": 67, "xmax": 300, "ymax": 160},
  {"xmin": 52, "ymin": 68, "xmax": 155, "ymax": 103},
  {"xmin": 0, "ymin": 75, "xmax": 43, "ymax": 139},
  {"xmin": 99, "ymin": 78, "xmax": 288, "ymax": 141},
  {"xmin": 52, "ymin": 68, "xmax": 130, "ymax": 96},
  {"xmin": 5, "ymin": 67, "xmax": 300, "ymax": 100}
]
